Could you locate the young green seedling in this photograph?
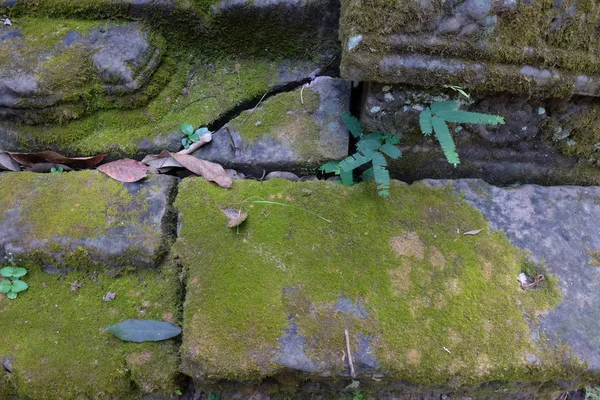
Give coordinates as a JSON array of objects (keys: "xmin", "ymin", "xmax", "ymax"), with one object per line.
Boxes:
[
  {"xmin": 0, "ymin": 265, "xmax": 28, "ymax": 299},
  {"xmin": 181, "ymin": 123, "xmax": 211, "ymax": 150}
]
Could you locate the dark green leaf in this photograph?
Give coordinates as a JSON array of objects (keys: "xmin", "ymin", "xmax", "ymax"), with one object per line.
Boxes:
[
  {"xmin": 319, "ymin": 161, "xmax": 341, "ymax": 174},
  {"xmin": 430, "ymin": 100, "xmax": 458, "ymax": 113},
  {"xmin": 180, "ymin": 123, "xmax": 194, "ymax": 136},
  {"xmin": 10, "ymin": 280, "xmax": 28, "ymax": 293},
  {"xmin": 339, "ymin": 153, "xmax": 370, "ymax": 172},
  {"xmin": 341, "ymin": 112, "xmax": 363, "ymax": 139},
  {"xmin": 435, "ymin": 110, "xmax": 505, "ymax": 125},
  {"xmin": 105, "ymin": 320, "xmax": 182, "ymax": 342},
  {"xmin": 383, "ymin": 132, "xmax": 400, "ymax": 145},
  {"xmin": 432, "ymin": 117, "xmax": 460, "ymax": 166},
  {"xmin": 0, "ymin": 280, "xmax": 11, "ymax": 293},
  {"xmin": 356, "ymin": 137, "xmax": 381, "ymax": 154},
  {"xmin": 380, "ymin": 143, "xmax": 401, "ymax": 159},
  {"xmin": 340, "ymin": 170, "xmax": 354, "ymax": 186},
  {"xmin": 419, "ymin": 109, "xmax": 433, "ymax": 136},
  {"xmin": 362, "ymin": 167, "xmax": 374, "ymax": 181},
  {"xmin": 372, "ymin": 153, "xmax": 390, "ymax": 196}
]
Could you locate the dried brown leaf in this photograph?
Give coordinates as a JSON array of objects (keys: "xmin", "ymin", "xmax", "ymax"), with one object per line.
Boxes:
[
  {"xmin": 170, "ymin": 153, "xmax": 232, "ymax": 189},
  {"xmin": 9, "ymin": 151, "xmax": 106, "ymax": 168},
  {"xmin": 220, "ymin": 207, "xmax": 248, "ymax": 228},
  {"xmin": 141, "ymin": 150, "xmax": 183, "ymax": 170},
  {"xmin": 0, "ymin": 152, "xmax": 20, "ymax": 171},
  {"xmin": 97, "ymin": 159, "xmax": 149, "ymax": 183}
]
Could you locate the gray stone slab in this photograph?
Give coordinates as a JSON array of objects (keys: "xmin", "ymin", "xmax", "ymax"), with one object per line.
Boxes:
[
  {"xmin": 194, "ymin": 76, "xmax": 350, "ymax": 175},
  {"xmin": 445, "ymin": 179, "xmax": 600, "ymax": 371},
  {"xmin": 0, "ymin": 171, "xmax": 176, "ymax": 270}
]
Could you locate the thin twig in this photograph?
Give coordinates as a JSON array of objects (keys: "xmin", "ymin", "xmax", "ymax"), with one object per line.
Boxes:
[
  {"xmin": 300, "ymin": 85, "xmax": 305, "ymax": 104},
  {"xmin": 241, "ymin": 92, "xmax": 268, "ymax": 126},
  {"xmin": 344, "ymin": 329, "xmax": 355, "ymax": 377},
  {"xmin": 174, "ymin": 94, "xmax": 216, "ymax": 113}
]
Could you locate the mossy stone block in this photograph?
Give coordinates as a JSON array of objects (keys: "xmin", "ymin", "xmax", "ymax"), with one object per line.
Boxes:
[
  {"xmin": 340, "ymin": 0, "xmax": 600, "ymax": 97},
  {"xmin": 193, "ymin": 76, "xmax": 350, "ymax": 175},
  {"xmin": 360, "ymin": 83, "xmax": 600, "ymax": 186},
  {"xmin": 0, "ymin": 171, "xmax": 176, "ymax": 271},
  {"xmin": 175, "ymin": 178, "xmax": 588, "ymax": 395},
  {"xmin": 0, "ymin": 261, "xmax": 181, "ymax": 399}
]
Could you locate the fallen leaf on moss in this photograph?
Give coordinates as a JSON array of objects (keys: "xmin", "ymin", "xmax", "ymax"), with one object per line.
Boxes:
[
  {"xmin": 9, "ymin": 151, "xmax": 106, "ymax": 169},
  {"xmin": 98, "ymin": 159, "xmax": 149, "ymax": 182},
  {"xmin": 220, "ymin": 207, "xmax": 248, "ymax": 228},
  {"xmin": 170, "ymin": 153, "xmax": 232, "ymax": 189},
  {"xmin": 463, "ymin": 229, "xmax": 483, "ymax": 236},
  {"xmin": 105, "ymin": 319, "xmax": 181, "ymax": 342},
  {"xmin": 0, "ymin": 152, "xmax": 20, "ymax": 171},
  {"xmin": 141, "ymin": 150, "xmax": 183, "ymax": 173}
]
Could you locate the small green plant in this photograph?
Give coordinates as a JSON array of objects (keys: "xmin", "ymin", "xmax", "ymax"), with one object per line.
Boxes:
[
  {"xmin": 352, "ymin": 390, "xmax": 368, "ymax": 400},
  {"xmin": 320, "ymin": 112, "xmax": 401, "ymax": 196},
  {"xmin": 0, "ymin": 255, "xmax": 28, "ymax": 299},
  {"xmin": 419, "ymin": 100, "xmax": 504, "ymax": 167},
  {"xmin": 586, "ymin": 387, "xmax": 600, "ymax": 400},
  {"xmin": 50, "ymin": 167, "xmax": 64, "ymax": 173},
  {"xmin": 181, "ymin": 123, "xmax": 210, "ymax": 149}
]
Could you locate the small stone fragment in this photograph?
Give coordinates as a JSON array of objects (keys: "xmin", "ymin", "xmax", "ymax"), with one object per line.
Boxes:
[
  {"xmin": 265, "ymin": 171, "xmax": 300, "ymax": 181},
  {"xmin": 103, "ymin": 292, "xmax": 116, "ymax": 302}
]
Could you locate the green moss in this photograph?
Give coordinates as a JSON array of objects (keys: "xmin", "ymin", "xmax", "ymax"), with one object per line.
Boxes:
[
  {"xmin": 0, "ymin": 259, "xmax": 181, "ymax": 399},
  {"xmin": 174, "ymin": 178, "xmax": 577, "ymax": 387},
  {"xmin": 228, "ymin": 88, "xmax": 321, "ymax": 159}
]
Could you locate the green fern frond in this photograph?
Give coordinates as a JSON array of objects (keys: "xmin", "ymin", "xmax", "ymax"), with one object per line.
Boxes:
[
  {"xmin": 379, "ymin": 143, "xmax": 401, "ymax": 159},
  {"xmin": 339, "ymin": 152, "xmax": 370, "ymax": 172},
  {"xmin": 435, "ymin": 110, "xmax": 505, "ymax": 125},
  {"xmin": 431, "ymin": 117, "xmax": 460, "ymax": 167},
  {"xmin": 430, "ymin": 101, "xmax": 458, "ymax": 113},
  {"xmin": 419, "ymin": 109, "xmax": 433, "ymax": 136},
  {"xmin": 362, "ymin": 167, "xmax": 374, "ymax": 181},
  {"xmin": 340, "ymin": 170, "xmax": 354, "ymax": 186},
  {"xmin": 372, "ymin": 152, "xmax": 390, "ymax": 196},
  {"xmin": 341, "ymin": 111, "xmax": 363, "ymax": 139},
  {"xmin": 383, "ymin": 132, "xmax": 400, "ymax": 145},
  {"xmin": 319, "ymin": 160, "xmax": 341, "ymax": 174}
]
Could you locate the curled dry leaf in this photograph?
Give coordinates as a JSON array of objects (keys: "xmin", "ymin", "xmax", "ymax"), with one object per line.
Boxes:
[
  {"xmin": 98, "ymin": 159, "xmax": 149, "ymax": 183},
  {"xmin": 170, "ymin": 152, "xmax": 232, "ymax": 189},
  {"xmin": 220, "ymin": 207, "xmax": 248, "ymax": 228},
  {"xmin": 141, "ymin": 150, "xmax": 183, "ymax": 173},
  {"xmin": 9, "ymin": 151, "xmax": 106, "ymax": 168},
  {"xmin": 0, "ymin": 152, "xmax": 20, "ymax": 171},
  {"xmin": 176, "ymin": 133, "xmax": 212, "ymax": 155}
]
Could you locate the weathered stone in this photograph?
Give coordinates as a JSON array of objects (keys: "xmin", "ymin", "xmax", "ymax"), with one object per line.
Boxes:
[
  {"xmin": 0, "ymin": 171, "xmax": 176, "ymax": 270},
  {"xmin": 0, "ymin": 261, "xmax": 181, "ymax": 399},
  {"xmin": 360, "ymin": 83, "xmax": 600, "ymax": 185},
  {"xmin": 175, "ymin": 178, "xmax": 597, "ymax": 396},
  {"xmin": 340, "ymin": 0, "xmax": 600, "ymax": 97},
  {"xmin": 193, "ymin": 77, "xmax": 350, "ymax": 175},
  {"xmin": 0, "ymin": 20, "xmax": 164, "ymax": 124},
  {"xmin": 442, "ymin": 179, "xmax": 600, "ymax": 370}
]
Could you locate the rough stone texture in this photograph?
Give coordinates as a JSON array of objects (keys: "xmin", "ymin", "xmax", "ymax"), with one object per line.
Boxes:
[
  {"xmin": 444, "ymin": 179, "xmax": 600, "ymax": 371},
  {"xmin": 0, "ymin": 20, "xmax": 164, "ymax": 124},
  {"xmin": 361, "ymin": 83, "xmax": 600, "ymax": 185},
  {"xmin": 0, "ymin": 261, "xmax": 181, "ymax": 400},
  {"xmin": 194, "ymin": 77, "xmax": 350, "ymax": 175},
  {"xmin": 175, "ymin": 178, "xmax": 594, "ymax": 397},
  {"xmin": 0, "ymin": 171, "xmax": 176, "ymax": 270},
  {"xmin": 340, "ymin": 0, "xmax": 600, "ymax": 97}
]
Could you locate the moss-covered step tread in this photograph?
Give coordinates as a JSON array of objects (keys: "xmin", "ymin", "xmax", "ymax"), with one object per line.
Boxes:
[
  {"xmin": 0, "ymin": 171, "xmax": 176, "ymax": 270},
  {"xmin": 0, "ymin": 262, "xmax": 181, "ymax": 399},
  {"xmin": 174, "ymin": 178, "xmax": 598, "ymax": 396}
]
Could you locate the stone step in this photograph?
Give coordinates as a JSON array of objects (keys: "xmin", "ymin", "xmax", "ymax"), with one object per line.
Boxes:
[
  {"xmin": 193, "ymin": 76, "xmax": 351, "ymax": 175},
  {"xmin": 340, "ymin": 0, "xmax": 600, "ymax": 97},
  {"xmin": 174, "ymin": 178, "xmax": 599, "ymax": 396},
  {"xmin": 0, "ymin": 261, "xmax": 181, "ymax": 399},
  {"xmin": 360, "ymin": 83, "xmax": 600, "ymax": 186},
  {"xmin": 0, "ymin": 171, "xmax": 176, "ymax": 271}
]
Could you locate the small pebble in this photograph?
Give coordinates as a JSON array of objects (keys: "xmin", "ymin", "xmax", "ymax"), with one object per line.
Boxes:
[{"xmin": 264, "ymin": 171, "xmax": 299, "ymax": 181}]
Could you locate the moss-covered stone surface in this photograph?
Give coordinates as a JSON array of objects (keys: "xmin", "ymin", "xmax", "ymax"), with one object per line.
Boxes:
[
  {"xmin": 174, "ymin": 178, "xmax": 586, "ymax": 395},
  {"xmin": 360, "ymin": 83, "xmax": 600, "ymax": 186},
  {"xmin": 339, "ymin": 0, "xmax": 600, "ymax": 97},
  {"xmin": 0, "ymin": 171, "xmax": 176, "ymax": 270},
  {"xmin": 0, "ymin": 259, "xmax": 181, "ymax": 399},
  {"xmin": 194, "ymin": 77, "xmax": 350, "ymax": 174}
]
